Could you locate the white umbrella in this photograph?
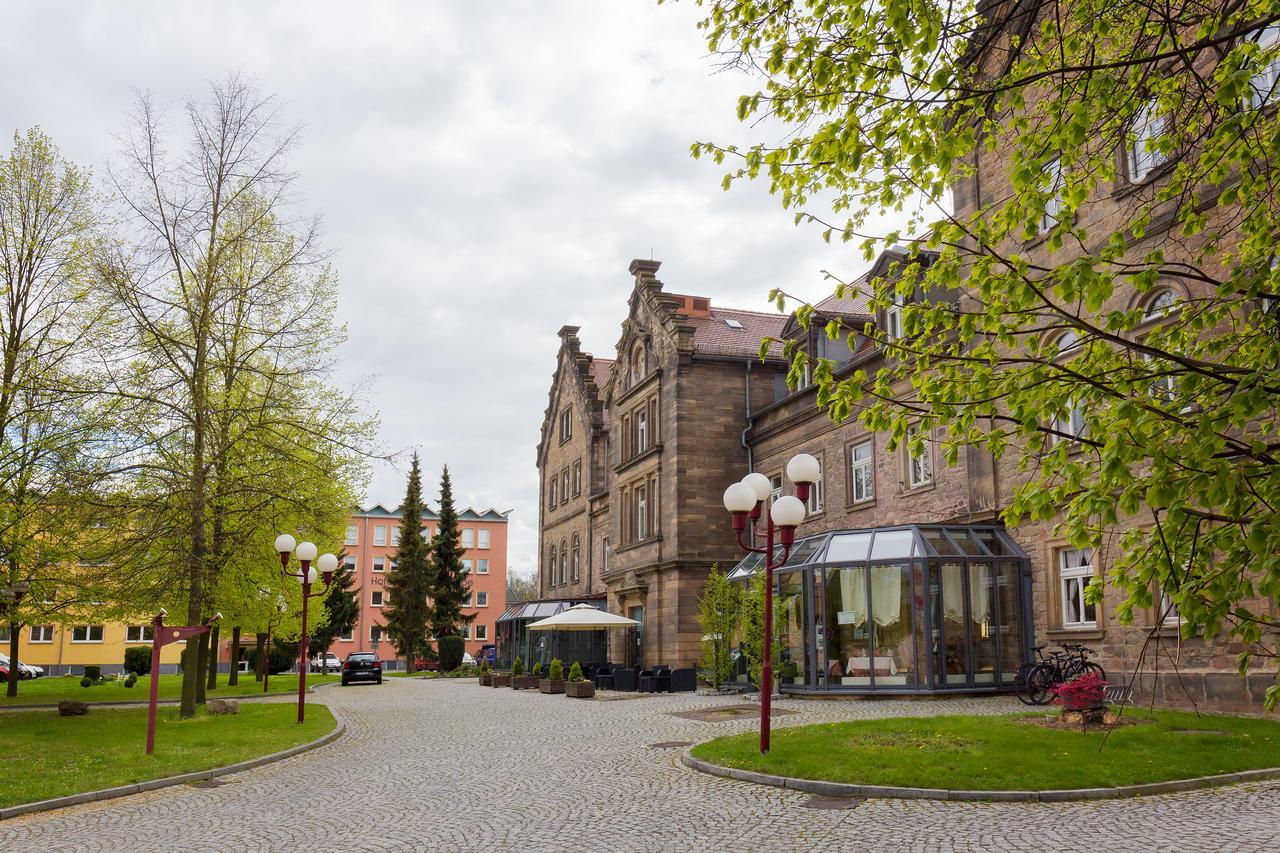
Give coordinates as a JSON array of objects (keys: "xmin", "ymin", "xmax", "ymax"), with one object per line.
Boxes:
[{"xmin": 527, "ymin": 603, "xmax": 640, "ymax": 631}]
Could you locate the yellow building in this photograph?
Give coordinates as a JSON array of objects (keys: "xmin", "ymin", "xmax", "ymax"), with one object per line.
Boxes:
[{"xmin": 5, "ymin": 620, "xmax": 185, "ymax": 676}]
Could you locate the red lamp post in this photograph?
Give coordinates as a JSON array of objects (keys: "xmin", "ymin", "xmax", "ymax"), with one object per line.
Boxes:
[
  {"xmin": 145, "ymin": 609, "xmax": 220, "ymax": 754},
  {"xmin": 723, "ymin": 453, "xmax": 819, "ymax": 755},
  {"xmin": 274, "ymin": 534, "xmax": 337, "ymax": 724}
]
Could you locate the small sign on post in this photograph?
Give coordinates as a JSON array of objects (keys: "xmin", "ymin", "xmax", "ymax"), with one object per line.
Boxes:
[{"xmin": 146, "ymin": 610, "xmax": 219, "ymax": 755}]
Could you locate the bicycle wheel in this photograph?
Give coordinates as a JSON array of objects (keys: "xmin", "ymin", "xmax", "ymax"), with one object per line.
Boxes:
[
  {"xmin": 1081, "ymin": 661, "xmax": 1106, "ymax": 681},
  {"xmin": 1013, "ymin": 662, "xmax": 1039, "ymax": 705},
  {"xmin": 1024, "ymin": 663, "xmax": 1056, "ymax": 705}
]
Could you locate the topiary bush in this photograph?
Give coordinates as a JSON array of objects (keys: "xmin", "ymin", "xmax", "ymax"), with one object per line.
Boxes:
[
  {"xmin": 83, "ymin": 665, "xmax": 101, "ymax": 680},
  {"xmin": 123, "ymin": 646, "xmax": 152, "ymax": 676},
  {"xmin": 568, "ymin": 661, "xmax": 583, "ymax": 682},
  {"xmin": 124, "ymin": 673, "xmax": 138, "ymax": 688},
  {"xmin": 549, "ymin": 658, "xmax": 563, "ymax": 680},
  {"xmin": 532, "ymin": 662, "xmax": 542, "ymax": 677},
  {"xmin": 512, "ymin": 656, "xmax": 524, "ymax": 676},
  {"xmin": 438, "ymin": 635, "xmax": 465, "ymax": 672},
  {"xmin": 80, "ymin": 676, "xmax": 92, "ymax": 688},
  {"xmin": 479, "ymin": 661, "xmax": 490, "ymax": 675}
]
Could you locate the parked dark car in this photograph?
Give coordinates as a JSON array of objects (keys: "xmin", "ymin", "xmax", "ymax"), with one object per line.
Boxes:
[
  {"xmin": 341, "ymin": 652, "xmax": 383, "ymax": 686},
  {"xmin": 475, "ymin": 644, "xmax": 497, "ymax": 665}
]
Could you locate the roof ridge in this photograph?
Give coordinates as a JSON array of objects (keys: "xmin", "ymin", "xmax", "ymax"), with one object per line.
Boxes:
[{"xmin": 708, "ymin": 306, "xmax": 787, "ymax": 319}]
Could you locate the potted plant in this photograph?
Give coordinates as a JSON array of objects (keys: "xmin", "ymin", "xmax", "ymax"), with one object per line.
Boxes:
[
  {"xmin": 564, "ymin": 661, "xmax": 595, "ymax": 698},
  {"xmin": 512, "ymin": 656, "xmax": 538, "ymax": 689},
  {"xmin": 780, "ymin": 661, "xmax": 800, "ymax": 685},
  {"xmin": 492, "ymin": 660, "xmax": 513, "ymax": 688},
  {"xmin": 539, "ymin": 658, "xmax": 565, "ymax": 694},
  {"xmin": 1053, "ymin": 671, "xmax": 1108, "ymax": 727},
  {"xmin": 478, "ymin": 661, "xmax": 492, "ymax": 686}
]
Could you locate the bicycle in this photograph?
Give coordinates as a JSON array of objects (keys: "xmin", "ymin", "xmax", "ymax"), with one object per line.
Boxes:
[{"xmin": 1014, "ymin": 643, "xmax": 1105, "ymax": 705}]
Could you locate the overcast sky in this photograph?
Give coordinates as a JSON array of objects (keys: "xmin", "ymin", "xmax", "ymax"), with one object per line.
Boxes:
[{"xmin": 2, "ymin": 1, "xmax": 887, "ymax": 578}]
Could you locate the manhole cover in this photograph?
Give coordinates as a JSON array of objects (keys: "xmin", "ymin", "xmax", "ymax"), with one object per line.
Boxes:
[
  {"xmin": 187, "ymin": 779, "xmax": 225, "ymax": 789},
  {"xmin": 800, "ymin": 795, "xmax": 864, "ymax": 810},
  {"xmin": 648, "ymin": 741, "xmax": 694, "ymax": 749}
]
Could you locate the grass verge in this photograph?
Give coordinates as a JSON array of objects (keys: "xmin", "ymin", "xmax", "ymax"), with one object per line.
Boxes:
[
  {"xmin": 0, "ymin": 702, "xmax": 335, "ymax": 809},
  {"xmin": 690, "ymin": 710, "xmax": 1280, "ymax": 791},
  {"xmin": 0, "ymin": 673, "xmax": 341, "ymax": 706}
]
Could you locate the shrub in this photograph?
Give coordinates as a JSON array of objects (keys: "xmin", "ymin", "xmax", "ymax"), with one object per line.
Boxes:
[
  {"xmin": 1053, "ymin": 672, "xmax": 1107, "ymax": 711},
  {"xmin": 549, "ymin": 658, "xmax": 563, "ymax": 680},
  {"xmin": 479, "ymin": 661, "xmax": 490, "ymax": 675},
  {"xmin": 124, "ymin": 673, "xmax": 138, "ymax": 688},
  {"xmin": 437, "ymin": 635, "xmax": 465, "ymax": 672},
  {"xmin": 123, "ymin": 646, "xmax": 152, "ymax": 676},
  {"xmin": 80, "ymin": 676, "xmax": 92, "ymax": 688},
  {"xmin": 512, "ymin": 656, "xmax": 524, "ymax": 677},
  {"xmin": 568, "ymin": 661, "xmax": 583, "ymax": 682},
  {"xmin": 246, "ymin": 641, "xmax": 297, "ymax": 675},
  {"xmin": 532, "ymin": 662, "xmax": 542, "ymax": 677},
  {"xmin": 83, "ymin": 665, "xmax": 101, "ymax": 680}
]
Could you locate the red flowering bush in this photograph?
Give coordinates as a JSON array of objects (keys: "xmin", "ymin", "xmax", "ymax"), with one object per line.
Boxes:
[{"xmin": 1052, "ymin": 672, "xmax": 1107, "ymax": 711}]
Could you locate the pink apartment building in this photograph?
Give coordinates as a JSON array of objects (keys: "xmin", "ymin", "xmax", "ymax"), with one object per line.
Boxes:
[{"xmin": 341, "ymin": 504, "xmax": 509, "ymax": 666}]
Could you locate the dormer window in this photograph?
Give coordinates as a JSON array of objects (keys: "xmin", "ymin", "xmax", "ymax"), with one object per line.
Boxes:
[
  {"xmin": 723, "ymin": 318, "xmax": 744, "ymax": 330},
  {"xmin": 884, "ymin": 295, "xmax": 904, "ymax": 341}
]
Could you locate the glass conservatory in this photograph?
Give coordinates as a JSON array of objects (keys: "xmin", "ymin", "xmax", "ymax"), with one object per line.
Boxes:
[{"xmin": 728, "ymin": 525, "xmax": 1034, "ymax": 695}]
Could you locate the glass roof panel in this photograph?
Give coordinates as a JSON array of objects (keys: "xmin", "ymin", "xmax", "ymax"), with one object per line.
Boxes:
[
  {"xmin": 728, "ymin": 550, "xmax": 765, "ymax": 580},
  {"xmin": 869, "ymin": 528, "xmax": 916, "ymax": 559},
  {"xmin": 951, "ymin": 530, "xmax": 992, "ymax": 556},
  {"xmin": 825, "ymin": 532, "xmax": 872, "ymax": 562},
  {"xmin": 783, "ymin": 535, "xmax": 824, "ymax": 567},
  {"xmin": 920, "ymin": 527, "xmax": 960, "ymax": 556},
  {"xmin": 974, "ymin": 529, "xmax": 1015, "ymax": 556}
]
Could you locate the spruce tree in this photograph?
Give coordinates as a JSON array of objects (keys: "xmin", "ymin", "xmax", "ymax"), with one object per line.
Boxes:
[
  {"xmin": 383, "ymin": 453, "xmax": 435, "ymax": 674},
  {"xmin": 311, "ymin": 560, "xmax": 360, "ymax": 673},
  {"xmin": 430, "ymin": 465, "xmax": 474, "ymax": 638}
]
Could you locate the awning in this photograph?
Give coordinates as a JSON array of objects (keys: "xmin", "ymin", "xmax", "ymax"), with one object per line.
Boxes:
[{"xmin": 527, "ymin": 603, "xmax": 640, "ymax": 631}]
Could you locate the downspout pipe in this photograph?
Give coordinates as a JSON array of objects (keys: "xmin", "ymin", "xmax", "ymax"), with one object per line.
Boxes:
[{"xmin": 741, "ymin": 360, "xmax": 753, "ymax": 473}]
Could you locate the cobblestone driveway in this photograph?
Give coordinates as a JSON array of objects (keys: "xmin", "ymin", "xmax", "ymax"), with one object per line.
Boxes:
[{"xmin": 3, "ymin": 679, "xmax": 1278, "ymax": 851}]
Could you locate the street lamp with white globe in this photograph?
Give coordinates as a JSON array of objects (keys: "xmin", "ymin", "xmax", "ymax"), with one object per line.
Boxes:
[
  {"xmin": 276, "ymin": 535, "xmax": 338, "ymax": 723},
  {"xmin": 722, "ymin": 452, "xmax": 819, "ymax": 754}
]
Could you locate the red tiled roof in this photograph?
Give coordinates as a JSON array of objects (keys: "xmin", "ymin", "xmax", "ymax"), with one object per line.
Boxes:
[
  {"xmin": 689, "ymin": 307, "xmax": 788, "ymax": 359},
  {"xmin": 587, "ymin": 357, "xmax": 613, "ymax": 390},
  {"xmin": 814, "ymin": 276, "xmax": 873, "ymax": 318}
]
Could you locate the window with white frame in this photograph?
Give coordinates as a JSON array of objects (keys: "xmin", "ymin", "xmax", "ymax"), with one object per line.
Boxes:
[
  {"xmin": 547, "ymin": 546, "xmax": 557, "ymax": 588},
  {"xmin": 477, "ymin": 591, "xmax": 489, "ymax": 607},
  {"xmin": 572, "ymin": 460, "xmax": 582, "ymax": 496},
  {"xmin": 1127, "ymin": 101, "xmax": 1167, "ymax": 182},
  {"xmin": 635, "ymin": 485, "xmax": 648, "ymax": 540},
  {"xmin": 464, "ymin": 592, "xmax": 473, "ymax": 607},
  {"xmin": 1059, "ymin": 547, "xmax": 1097, "ymax": 628},
  {"xmin": 1144, "ymin": 350, "xmax": 1178, "ymax": 404},
  {"xmin": 562, "ymin": 469, "xmax": 570, "ymax": 502},
  {"xmin": 769, "ymin": 475, "xmax": 782, "ymax": 505},
  {"xmin": 571, "ymin": 534, "xmax": 580, "ymax": 581},
  {"xmin": 1040, "ymin": 156, "xmax": 1065, "ymax": 232},
  {"xmin": 906, "ymin": 424, "xmax": 933, "ymax": 488},
  {"xmin": 602, "ymin": 538, "xmax": 610, "ymax": 572},
  {"xmin": 344, "ymin": 524, "xmax": 358, "ymax": 545},
  {"xmin": 461, "ymin": 625, "xmax": 471, "ymax": 640},
  {"xmin": 475, "ymin": 624, "xmax": 488, "ymax": 641},
  {"xmin": 1053, "ymin": 328, "xmax": 1082, "ymax": 356},
  {"xmin": 884, "ymin": 294, "xmax": 904, "ymax": 341},
  {"xmin": 559, "ymin": 542, "xmax": 568, "ymax": 585},
  {"xmin": 850, "ymin": 440, "xmax": 874, "ymax": 502},
  {"xmin": 477, "ymin": 558, "xmax": 489, "ymax": 574},
  {"xmin": 125, "ymin": 625, "xmax": 154, "ymax": 643},
  {"xmin": 371, "ymin": 590, "xmax": 384, "ymax": 607},
  {"xmin": 549, "ymin": 476, "xmax": 558, "ymax": 508},
  {"xmin": 339, "ymin": 628, "xmax": 353, "ymax": 642},
  {"xmin": 1251, "ymin": 24, "xmax": 1280, "ymax": 108},
  {"xmin": 478, "ymin": 528, "xmax": 490, "ymax": 549},
  {"xmin": 560, "ymin": 407, "xmax": 573, "ymax": 440},
  {"xmin": 29, "ymin": 625, "xmax": 54, "ymax": 643},
  {"xmin": 636, "ymin": 410, "xmax": 648, "ymax": 453},
  {"xmin": 462, "ymin": 528, "xmax": 474, "ymax": 549},
  {"xmin": 373, "ymin": 556, "xmax": 386, "ymax": 572},
  {"xmin": 1158, "ymin": 588, "xmax": 1181, "ymax": 625},
  {"xmin": 72, "ymin": 625, "xmax": 104, "ymax": 643},
  {"xmin": 806, "ymin": 468, "xmax": 824, "ymax": 514},
  {"xmin": 1051, "ymin": 402, "xmax": 1089, "ymax": 444},
  {"xmin": 1142, "ymin": 288, "xmax": 1180, "ymax": 322},
  {"xmin": 370, "ymin": 625, "xmax": 383, "ymax": 643},
  {"xmin": 373, "ymin": 525, "xmax": 387, "ymax": 546},
  {"xmin": 462, "ymin": 559, "xmax": 472, "ymax": 573},
  {"xmin": 391, "ymin": 526, "xmax": 401, "ymax": 546},
  {"xmin": 343, "ymin": 556, "xmax": 357, "ymax": 572},
  {"xmin": 388, "ymin": 560, "xmax": 398, "ymax": 572}
]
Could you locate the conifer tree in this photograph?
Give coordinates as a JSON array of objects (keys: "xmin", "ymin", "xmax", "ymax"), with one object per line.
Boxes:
[
  {"xmin": 383, "ymin": 453, "xmax": 435, "ymax": 674},
  {"xmin": 310, "ymin": 561, "xmax": 359, "ymax": 674},
  {"xmin": 429, "ymin": 465, "xmax": 474, "ymax": 638}
]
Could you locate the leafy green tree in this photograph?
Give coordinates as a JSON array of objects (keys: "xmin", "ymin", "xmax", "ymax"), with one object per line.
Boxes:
[
  {"xmin": 384, "ymin": 453, "xmax": 434, "ymax": 674},
  {"xmin": 697, "ymin": 564, "xmax": 741, "ymax": 690},
  {"xmin": 741, "ymin": 572, "xmax": 786, "ymax": 691},
  {"xmin": 310, "ymin": 561, "xmax": 359, "ymax": 674},
  {"xmin": 680, "ymin": 0, "xmax": 1280, "ymax": 708},
  {"xmin": 429, "ymin": 465, "xmax": 474, "ymax": 638}
]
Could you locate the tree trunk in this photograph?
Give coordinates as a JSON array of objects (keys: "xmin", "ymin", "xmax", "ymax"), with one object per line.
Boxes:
[
  {"xmin": 254, "ymin": 632, "xmax": 266, "ymax": 681},
  {"xmin": 194, "ymin": 630, "xmax": 209, "ymax": 705},
  {"xmin": 227, "ymin": 626, "xmax": 241, "ymax": 686},
  {"xmin": 205, "ymin": 623, "xmax": 220, "ymax": 690},
  {"xmin": 6, "ymin": 623, "xmax": 19, "ymax": 698}
]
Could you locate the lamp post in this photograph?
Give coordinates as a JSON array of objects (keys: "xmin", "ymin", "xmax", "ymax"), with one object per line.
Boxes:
[
  {"xmin": 275, "ymin": 534, "xmax": 337, "ymax": 724},
  {"xmin": 146, "ymin": 609, "xmax": 220, "ymax": 754},
  {"xmin": 722, "ymin": 452, "xmax": 819, "ymax": 755}
]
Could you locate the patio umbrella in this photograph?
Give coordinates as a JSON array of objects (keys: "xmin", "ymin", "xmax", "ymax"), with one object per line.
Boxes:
[{"xmin": 527, "ymin": 603, "xmax": 640, "ymax": 631}]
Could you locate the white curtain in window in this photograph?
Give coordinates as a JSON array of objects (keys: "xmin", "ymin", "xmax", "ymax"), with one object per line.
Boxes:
[
  {"xmin": 871, "ymin": 566, "xmax": 902, "ymax": 627},
  {"xmin": 942, "ymin": 563, "xmax": 965, "ymax": 620},
  {"xmin": 969, "ymin": 564, "xmax": 991, "ymax": 623},
  {"xmin": 838, "ymin": 568, "xmax": 866, "ymax": 626}
]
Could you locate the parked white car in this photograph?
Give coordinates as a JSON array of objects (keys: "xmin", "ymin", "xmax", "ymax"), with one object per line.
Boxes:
[
  {"xmin": 0, "ymin": 652, "xmax": 42, "ymax": 679},
  {"xmin": 309, "ymin": 653, "xmax": 342, "ymax": 672}
]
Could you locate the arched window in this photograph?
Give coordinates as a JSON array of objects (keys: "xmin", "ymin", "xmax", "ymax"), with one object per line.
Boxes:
[
  {"xmin": 571, "ymin": 534, "xmax": 580, "ymax": 582},
  {"xmin": 547, "ymin": 545, "xmax": 557, "ymax": 589},
  {"xmin": 1142, "ymin": 288, "xmax": 1180, "ymax": 321},
  {"xmin": 559, "ymin": 539, "xmax": 568, "ymax": 585},
  {"xmin": 1051, "ymin": 328, "xmax": 1082, "ymax": 356}
]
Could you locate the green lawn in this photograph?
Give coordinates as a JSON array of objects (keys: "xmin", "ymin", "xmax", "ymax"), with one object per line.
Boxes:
[
  {"xmin": 690, "ymin": 710, "xmax": 1280, "ymax": 791},
  {"xmin": 0, "ymin": 703, "xmax": 335, "ymax": 809},
  {"xmin": 0, "ymin": 673, "xmax": 341, "ymax": 705}
]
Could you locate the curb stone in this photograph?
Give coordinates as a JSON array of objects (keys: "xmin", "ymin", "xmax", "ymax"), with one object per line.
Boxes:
[
  {"xmin": 0, "ymin": 680, "xmax": 335, "ymax": 713},
  {"xmin": 0, "ymin": 703, "xmax": 346, "ymax": 820},
  {"xmin": 680, "ymin": 746, "xmax": 1280, "ymax": 803}
]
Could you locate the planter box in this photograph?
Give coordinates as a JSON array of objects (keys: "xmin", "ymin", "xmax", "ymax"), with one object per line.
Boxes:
[
  {"xmin": 565, "ymin": 681, "xmax": 595, "ymax": 698},
  {"xmin": 511, "ymin": 675, "xmax": 539, "ymax": 690},
  {"xmin": 539, "ymin": 678, "xmax": 565, "ymax": 694},
  {"xmin": 492, "ymin": 674, "xmax": 512, "ymax": 687},
  {"xmin": 479, "ymin": 673, "xmax": 493, "ymax": 686}
]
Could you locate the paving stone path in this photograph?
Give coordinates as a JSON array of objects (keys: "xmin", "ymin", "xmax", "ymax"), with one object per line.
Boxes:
[{"xmin": 3, "ymin": 679, "xmax": 1278, "ymax": 851}]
